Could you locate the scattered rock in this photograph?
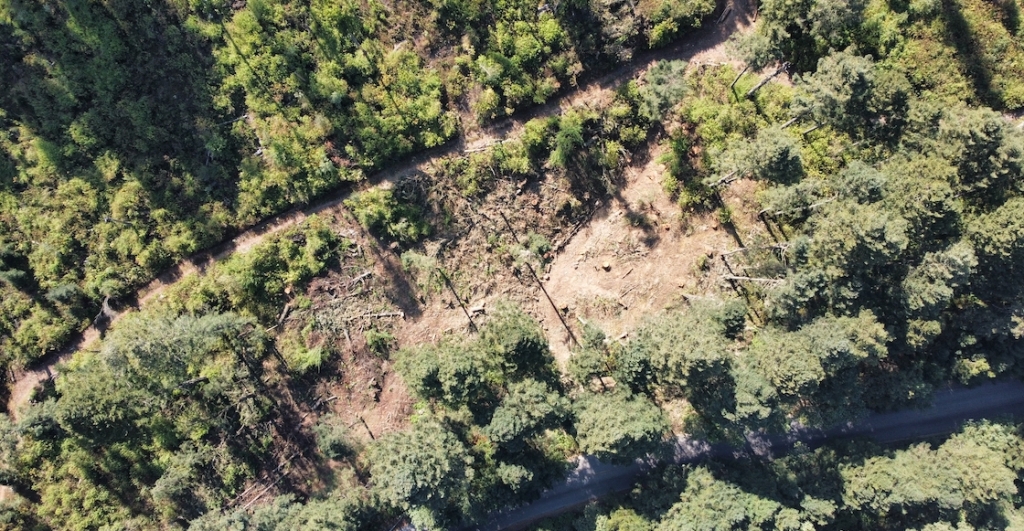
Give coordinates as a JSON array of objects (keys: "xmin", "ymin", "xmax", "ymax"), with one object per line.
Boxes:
[{"xmin": 602, "ymin": 262, "xmax": 611, "ymax": 271}]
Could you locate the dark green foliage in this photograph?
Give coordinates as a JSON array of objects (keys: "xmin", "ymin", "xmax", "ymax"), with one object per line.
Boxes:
[
  {"xmin": 715, "ymin": 125, "xmax": 804, "ymax": 184},
  {"xmin": 933, "ymin": 105, "xmax": 1024, "ymax": 204},
  {"xmin": 484, "ymin": 378, "xmax": 569, "ymax": 453},
  {"xmin": 313, "ymin": 414, "xmax": 356, "ymax": 460},
  {"xmin": 368, "ymin": 420, "xmax": 473, "ymax": 529},
  {"xmin": 394, "ymin": 303, "xmax": 560, "ymax": 412},
  {"xmin": 5, "ymin": 311, "xmax": 275, "ymax": 529},
  {"xmin": 398, "ymin": 343, "xmax": 491, "ymax": 409},
  {"xmin": 573, "ymin": 390, "xmax": 668, "ymax": 464},
  {"xmin": 808, "ymin": 200, "xmax": 908, "ymax": 280},
  {"xmin": 391, "ymin": 302, "xmax": 571, "ymax": 524},
  {"xmin": 793, "ymin": 50, "xmax": 877, "ymax": 134},
  {"xmin": 557, "ymin": 421, "xmax": 1024, "ymax": 531},
  {"xmin": 716, "ymin": 299, "xmax": 748, "ymax": 339},
  {"xmin": 622, "ymin": 303, "xmax": 733, "ymax": 395},
  {"xmin": 637, "ymin": 0, "xmax": 716, "ymax": 48},
  {"xmin": 655, "ymin": 466, "xmax": 792, "ymax": 531},
  {"xmin": 190, "ymin": 492, "xmax": 377, "ymax": 531},
  {"xmin": 612, "ymin": 344, "xmax": 655, "ymax": 395},
  {"xmin": 478, "ymin": 302, "xmax": 558, "ymax": 383},
  {"xmin": 569, "ymin": 323, "xmax": 614, "ymax": 388},
  {"xmin": 838, "ymin": 423, "xmax": 1021, "ymax": 529},
  {"xmin": 747, "ymin": 312, "xmax": 888, "ymax": 426},
  {"xmin": 745, "ymin": 0, "xmax": 1024, "ymax": 110},
  {"xmin": 639, "ymin": 60, "xmax": 689, "ymax": 121}
]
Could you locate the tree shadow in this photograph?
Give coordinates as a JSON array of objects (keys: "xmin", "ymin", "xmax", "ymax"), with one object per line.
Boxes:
[
  {"xmin": 939, "ymin": 0, "xmax": 999, "ymax": 107},
  {"xmin": 994, "ymin": 0, "xmax": 1022, "ymax": 35}
]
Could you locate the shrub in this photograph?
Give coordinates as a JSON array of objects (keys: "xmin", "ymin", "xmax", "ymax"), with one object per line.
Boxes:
[{"xmin": 345, "ymin": 188, "xmax": 431, "ymax": 244}]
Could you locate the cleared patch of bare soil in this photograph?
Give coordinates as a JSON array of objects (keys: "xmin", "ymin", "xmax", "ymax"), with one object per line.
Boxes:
[{"xmin": 6, "ymin": 0, "xmax": 759, "ymax": 419}]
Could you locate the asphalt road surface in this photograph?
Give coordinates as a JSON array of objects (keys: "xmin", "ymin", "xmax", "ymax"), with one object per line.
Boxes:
[{"xmin": 470, "ymin": 379, "xmax": 1024, "ymax": 531}]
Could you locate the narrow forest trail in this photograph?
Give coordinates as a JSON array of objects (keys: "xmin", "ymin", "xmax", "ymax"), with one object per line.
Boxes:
[{"xmin": 6, "ymin": 0, "xmax": 756, "ymax": 418}]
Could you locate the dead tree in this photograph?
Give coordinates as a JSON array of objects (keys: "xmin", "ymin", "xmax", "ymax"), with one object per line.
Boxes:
[{"xmin": 746, "ymin": 62, "xmax": 790, "ymax": 98}]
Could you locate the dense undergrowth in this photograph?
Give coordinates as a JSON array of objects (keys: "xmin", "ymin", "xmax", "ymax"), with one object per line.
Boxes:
[
  {"xmin": 3, "ymin": 0, "xmax": 1024, "ymax": 529},
  {"xmin": 0, "ymin": 0, "xmax": 715, "ymax": 373},
  {"xmin": 536, "ymin": 421, "xmax": 1024, "ymax": 530}
]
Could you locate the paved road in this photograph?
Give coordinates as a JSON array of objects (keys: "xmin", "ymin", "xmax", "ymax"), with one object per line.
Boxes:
[{"xmin": 470, "ymin": 379, "xmax": 1024, "ymax": 531}]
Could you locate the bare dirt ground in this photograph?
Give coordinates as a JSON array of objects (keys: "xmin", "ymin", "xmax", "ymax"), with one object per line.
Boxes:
[
  {"xmin": 6, "ymin": 0, "xmax": 757, "ymax": 418},
  {"xmin": 538, "ymin": 146, "xmax": 738, "ymax": 365}
]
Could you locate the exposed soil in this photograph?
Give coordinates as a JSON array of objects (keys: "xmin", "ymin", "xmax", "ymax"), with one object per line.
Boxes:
[
  {"xmin": 6, "ymin": 0, "xmax": 758, "ymax": 418},
  {"xmin": 538, "ymin": 146, "xmax": 738, "ymax": 365}
]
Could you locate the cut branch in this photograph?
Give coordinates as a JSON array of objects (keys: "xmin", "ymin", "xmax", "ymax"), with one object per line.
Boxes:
[
  {"xmin": 746, "ymin": 62, "xmax": 790, "ymax": 98},
  {"xmin": 731, "ymin": 64, "xmax": 750, "ymax": 91},
  {"xmin": 722, "ymin": 274, "xmax": 784, "ymax": 284},
  {"xmin": 780, "ymin": 114, "xmax": 804, "ymax": 128},
  {"xmin": 801, "ymin": 122, "xmax": 823, "ymax": 136},
  {"xmin": 709, "ymin": 170, "xmax": 741, "ymax": 188},
  {"xmin": 720, "ymin": 243, "xmax": 790, "ymax": 257},
  {"xmin": 343, "ymin": 311, "xmax": 405, "ymax": 322}
]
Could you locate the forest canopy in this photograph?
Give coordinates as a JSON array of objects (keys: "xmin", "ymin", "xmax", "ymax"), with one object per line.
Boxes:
[
  {"xmin": 2, "ymin": 0, "xmax": 1024, "ymax": 529},
  {"xmin": 0, "ymin": 0, "xmax": 715, "ymax": 372}
]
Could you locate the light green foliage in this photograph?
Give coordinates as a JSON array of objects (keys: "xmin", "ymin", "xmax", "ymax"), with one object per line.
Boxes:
[
  {"xmin": 0, "ymin": 0, "xmax": 716, "ymax": 375},
  {"xmin": 364, "ymin": 327, "xmax": 396, "ymax": 357},
  {"xmin": 637, "ymin": 0, "xmax": 716, "ymax": 47},
  {"xmin": 161, "ymin": 217, "xmax": 341, "ymax": 323},
  {"xmin": 345, "ymin": 188, "xmax": 430, "ymax": 244},
  {"xmin": 468, "ymin": 0, "xmax": 579, "ymax": 120},
  {"xmin": 574, "ymin": 390, "xmax": 668, "ymax": 463},
  {"xmin": 664, "ymin": 64, "xmax": 793, "ymax": 209}
]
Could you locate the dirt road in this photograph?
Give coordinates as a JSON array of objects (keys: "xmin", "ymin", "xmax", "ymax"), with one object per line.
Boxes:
[
  {"xmin": 471, "ymin": 379, "xmax": 1024, "ymax": 531},
  {"xmin": 6, "ymin": 0, "xmax": 756, "ymax": 417}
]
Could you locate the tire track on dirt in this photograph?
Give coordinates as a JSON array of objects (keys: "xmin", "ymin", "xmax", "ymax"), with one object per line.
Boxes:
[{"xmin": 6, "ymin": 0, "xmax": 755, "ymax": 418}]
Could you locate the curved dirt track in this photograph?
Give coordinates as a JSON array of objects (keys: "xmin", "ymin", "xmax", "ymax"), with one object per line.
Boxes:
[
  {"xmin": 472, "ymin": 379, "xmax": 1024, "ymax": 530},
  {"xmin": 6, "ymin": 0, "xmax": 755, "ymax": 418}
]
